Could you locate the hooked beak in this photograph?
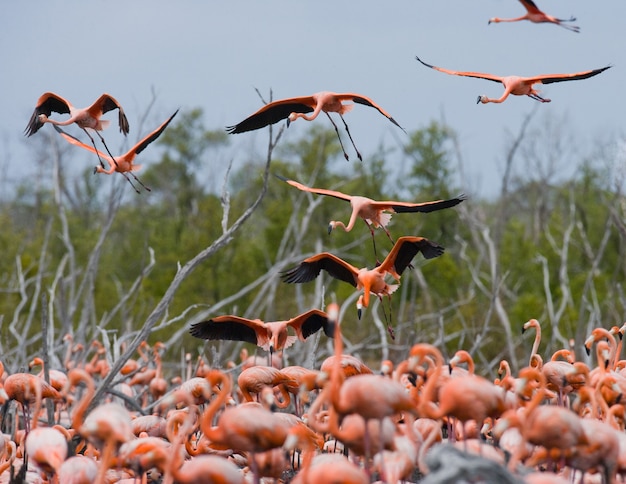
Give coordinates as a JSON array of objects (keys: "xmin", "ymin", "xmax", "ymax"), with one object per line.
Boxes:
[
  {"xmin": 328, "ymin": 223, "xmax": 333, "ymax": 235},
  {"xmin": 476, "ymin": 96, "xmax": 482, "ymax": 104},
  {"xmin": 357, "ymin": 307, "xmax": 362, "ymax": 320},
  {"xmin": 286, "ymin": 118, "xmax": 291, "ymax": 128}
]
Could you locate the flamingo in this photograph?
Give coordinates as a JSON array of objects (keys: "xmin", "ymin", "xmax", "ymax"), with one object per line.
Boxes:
[
  {"xmin": 25, "ymin": 92, "xmax": 130, "ymax": 169},
  {"xmin": 189, "ymin": 308, "xmax": 335, "ymax": 357},
  {"xmin": 226, "ymin": 91, "xmax": 405, "ymax": 161},
  {"xmin": 276, "ymin": 174, "xmax": 465, "ymax": 260},
  {"xmin": 281, "ymin": 236, "xmax": 444, "ymax": 337},
  {"xmin": 415, "ymin": 56, "xmax": 611, "ymax": 104},
  {"xmin": 53, "ymin": 110, "xmax": 178, "ymax": 193},
  {"xmin": 24, "ymin": 426, "xmax": 67, "ymax": 477},
  {"xmin": 488, "ymin": 0, "xmax": 580, "ymax": 33}
]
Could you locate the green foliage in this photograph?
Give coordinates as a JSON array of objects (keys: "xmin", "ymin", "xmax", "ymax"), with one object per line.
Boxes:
[{"xmin": 2, "ymin": 109, "xmax": 625, "ymax": 375}]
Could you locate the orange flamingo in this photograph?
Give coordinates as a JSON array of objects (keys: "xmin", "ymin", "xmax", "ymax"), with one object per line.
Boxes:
[
  {"xmin": 522, "ymin": 318, "xmax": 542, "ymax": 365},
  {"xmin": 3, "ymin": 373, "xmax": 62, "ymax": 432},
  {"xmin": 189, "ymin": 308, "xmax": 335, "ymax": 357},
  {"xmin": 493, "ymin": 367, "xmax": 589, "ymax": 470},
  {"xmin": 57, "ymin": 455, "xmax": 99, "ymax": 484},
  {"xmin": 24, "ymin": 426, "xmax": 67, "ymax": 477},
  {"xmin": 415, "ymin": 56, "xmax": 611, "ymax": 104},
  {"xmin": 227, "ymin": 91, "xmax": 405, "ymax": 161},
  {"xmin": 25, "ymin": 92, "xmax": 130, "ymax": 169},
  {"xmin": 412, "ymin": 344, "xmax": 507, "ymax": 443},
  {"xmin": 281, "ymin": 236, "xmax": 444, "ymax": 337},
  {"xmin": 237, "ymin": 366, "xmax": 298, "ymax": 407},
  {"xmin": 488, "ymin": 0, "xmax": 579, "ymax": 33},
  {"xmin": 326, "ymin": 303, "xmax": 418, "ymax": 461},
  {"xmin": 200, "ymin": 370, "xmax": 292, "ymax": 483},
  {"xmin": 53, "ymin": 110, "xmax": 178, "ymax": 193},
  {"xmin": 277, "ymin": 174, "xmax": 465, "ymax": 260}
]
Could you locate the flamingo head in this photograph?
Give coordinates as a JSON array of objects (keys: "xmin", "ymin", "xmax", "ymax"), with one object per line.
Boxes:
[
  {"xmin": 476, "ymin": 95, "xmax": 488, "ymax": 104},
  {"xmin": 328, "ymin": 221, "xmax": 337, "ymax": 234},
  {"xmin": 37, "ymin": 113, "xmax": 49, "ymax": 123},
  {"xmin": 287, "ymin": 112, "xmax": 299, "ymax": 127},
  {"xmin": 487, "ymin": 17, "xmax": 500, "ymax": 25}
]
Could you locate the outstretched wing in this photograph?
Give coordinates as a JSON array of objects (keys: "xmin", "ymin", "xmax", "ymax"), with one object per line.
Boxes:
[
  {"xmin": 130, "ymin": 110, "xmax": 179, "ymax": 156},
  {"xmin": 189, "ymin": 315, "xmax": 268, "ymax": 346},
  {"xmin": 344, "ymin": 93, "xmax": 405, "ymax": 132},
  {"xmin": 287, "ymin": 309, "xmax": 336, "ymax": 340},
  {"xmin": 416, "ymin": 56, "xmax": 504, "ymax": 84},
  {"xmin": 535, "ymin": 66, "xmax": 611, "ymax": 85},
  {"xmin": 380, "ymin": 236, "xmax": 445, "ymax": 276},
  {"xmin": 90, "ymin": 93, "xmax": 130, "ymax": 135},
  {"xmin": 226, "ymin": 96, "xmax": 315, "ymax": 134},
  {"xmin": 376, "ymin": 194, "xmax": 468, "ymax": 214},
  {"xmin": 53, "ymin": 125, "xmax": 112, "ymax": 161},
  {"xmin": 281, "ymin": 253, "xmax": 359, "ymax": 287},
  {"xmin": 275, "ymin": 174, "xmax": 352, "ymax": 203},
  {"xmin": 25, "ymin": 92, "xmax": 71, "ymax": 137}
]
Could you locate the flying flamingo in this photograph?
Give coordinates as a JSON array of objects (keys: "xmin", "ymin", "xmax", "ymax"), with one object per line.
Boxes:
[
  {"xmin": 415, "ymin": 56, "xmax": 611, "ymax": 104},
  {"xmin": 25, "ymin": 92, "xmax": 130, "ymax": 169},
  {"xmin": 277, "ymin": 174, "xmax": 465, "ymax": 260},
  {"xmin": 226, "ymin": 91, "xmax": 405, "ymax": 161},
  {"xmin": 53, "ymin": 110, "xmax": 178, "ymax": 193},
  {"xmin": 189, "ymin": 308, "xmax": 335, "ymax": 357},
  {"xmin": 488, "ymin": 0, "xmax": 580, "ymax": 33},
  {"xmin": 281, "ymin": 236, "xmax": 444, "ymax": 337}
]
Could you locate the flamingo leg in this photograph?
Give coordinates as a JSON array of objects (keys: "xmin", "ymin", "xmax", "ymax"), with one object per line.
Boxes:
[
  {"xmin": 324, "ymin": 112, "xmax": 350, "ymax": 161},
  {"xmin": 80, "ymin": 128, "xmax": 107, "ymax": 169},
  {"xmin": 362, "ymin": 219, "xmax": 380, "ymax": 264},
  {"xmin": 528, "ymin": 93, "xmax": 550, "ymax": 103},
  {"xmin": 339, "ymin": 114, "xmax": 363, "ymax": 162}
]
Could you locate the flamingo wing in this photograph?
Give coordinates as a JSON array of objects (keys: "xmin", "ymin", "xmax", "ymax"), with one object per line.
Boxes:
[
  {"xmin": 189, "ymin": 315, "xmax": 268, "ymax": 346},
  {"xmin": 129, "ymin": 110, "xmax": 178, "ymax": 156},
  {"xmin": 533, "ymin": 66, "xmax": 611, "ymax": 85},
  {"xmin": 374, "ymin": 193, "xmax": 468, "ymax": 214},
  {"xmin": 226, "ymin": 96, "xmax": 316, "ymax": 134},
  {"xmin": 519, "ymin": 0, "xmax": 543, "ymax": 15},
  {"xmin": 90, "ymin": 93, "xmax": 130, "ymax": 134},
  {"xmin": 416, "ymin": 56, "xmax": 504, "ymax": 84},
  {"xmin": 345, "ymin": 93, "xmax": 405, "ymax": 131},
  {"xmin": 380, "ymin": 236, "xmax": 445, "ymax": 275},
  {"xmin": 53, "ymin": 126, "xmax": 112, "ymax": 161},
  {"xmin": 275, "ymin": 174, "xmax": 352, "ymax": 203},
  {"xmin": 281, "ymin": 253, "xmax": 359, "ymax": 287},
  {"xmin": 25, "ymin": 92, "xmax": 71, "ymax": 136},
  {"xmin": 287, "ymin": 309, "xmax": 336, "ymax": 340}
]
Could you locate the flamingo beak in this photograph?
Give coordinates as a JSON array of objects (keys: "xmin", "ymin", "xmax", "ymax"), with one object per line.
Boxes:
[
  {"xmin": 328, "ymin": 223, "xmax": 333, "ymax": 235},
  {"xmin": 357, "ymin": 307, "xmax": 362, "ymax": 320},
  {"xmin": 476, "ymin": 96, "xmax": 482, "ymax": 104},
  {"xmin": 286, "ymin": 118, "xmax": 291, "ymax": 128}
]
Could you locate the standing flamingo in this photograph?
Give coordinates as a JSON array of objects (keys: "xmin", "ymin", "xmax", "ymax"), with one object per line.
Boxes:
[
  {"xmin": 189, "ymin": 308, "xmax": 335, "ymax": 357},
  {"xmin": 53, "ymin": 110, "xmax": 178, "ymax": 193},
  {"xmin": 199, "ymin": 370, "xmax": 292, "ymax": 484},
  {"xmin": 227, "ymin": 91, "xmax": 405, "ymax": 161},
  {"xmin": 488, "ymin": 0, "xmax": 580, "ymax": 33},
  {"xmin": 415, "ymin": 56, "xmax": 611, "ymax": 104},
  {"xmin": 281, "ymin": 236, "xmax": 444, "ymax": 337},
  {"xmin": 25, "ymin": 92, "xmax": 130, "ymax": 169},
  {"xmin": 277, "ymin": 174, "xmax": 465, "ymax": 260}
]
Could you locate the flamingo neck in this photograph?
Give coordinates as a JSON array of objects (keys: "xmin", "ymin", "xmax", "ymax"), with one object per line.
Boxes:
[{"xmin": 200, "ymin": 370, "xmax": 232, "ymax": 441}]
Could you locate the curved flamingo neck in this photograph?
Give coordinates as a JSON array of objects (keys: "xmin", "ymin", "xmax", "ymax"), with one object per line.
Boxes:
[
  {"xmin": 524, "ymin": 319, "xmax": 542, "ymax": 365},
  {"xmin": 66, "ymin": 369, "xmax": 95, "ymax": 431},
  {"xmin": 199, "ymin": 370, "xmax": 232, "ymax": 441},
  {"xmin": 519, "ymin": 368, "xmax": 546, "ymax": 415}
]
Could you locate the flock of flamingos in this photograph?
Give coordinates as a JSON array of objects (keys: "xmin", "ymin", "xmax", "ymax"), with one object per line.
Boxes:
[{"xmin": 3, "ymin": 0, "xmax": 620, "ymax": 483}]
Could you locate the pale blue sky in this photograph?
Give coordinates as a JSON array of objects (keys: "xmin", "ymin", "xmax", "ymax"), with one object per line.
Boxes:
[{"xmin": 1, "ymin": 1, "xmax": 623, "ymax": 198}]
